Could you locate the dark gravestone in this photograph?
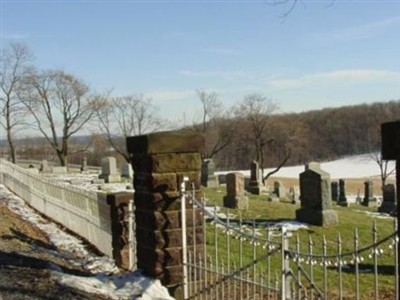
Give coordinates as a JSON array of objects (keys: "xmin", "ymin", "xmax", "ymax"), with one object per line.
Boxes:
[
  {"xmin": 201, "ymin": 159, "xmax": 219, "ymax": 187},
  {"xmin": 296, "ymin": 168, "xmax": 338, "ymax": 226},
  {"xmin": 247, "ymin": 160, "xmax": 261, "ymax": 195},
  {"xmin": 289, "ymin": 186, "xmax": 299, "ymax": 204},
  {"xmin": 362, "ymin": 180, "xmax": 377, "ymax": 207},
  {"xmin": 379, "ymin": 184, "xmax": 397, "ymax": 214},
  {"xmin": 331, "ymin": 181, "xmax": 339, "ymax": 202},
  {"xmin": 337, "ymin": 179, "xmax": 349, "ymax": 207},
  {"xmin": 223, "ymin": 173, "xmax": 249, "ymax": 209},
  {"xmin": 274, "ymin": 181, "xmax": 284, "ymax": 198}
]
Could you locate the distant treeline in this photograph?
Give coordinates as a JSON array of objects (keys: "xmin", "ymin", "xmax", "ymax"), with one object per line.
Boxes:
[
  {"xmin": 5, "ymin": 100, "xmax": 400, "ymax": 170},
  {"xmin": 213, "ymin": 100, "xmax": 400, "ymax": 170}
]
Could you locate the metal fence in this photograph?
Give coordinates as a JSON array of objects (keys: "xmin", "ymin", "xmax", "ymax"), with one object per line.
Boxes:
[
  {"xmin": 0, "ymin": 158, "xmax": 112, "ymax": 257},
  {"xmin": 180, "ymin": 184, "xmax": 399, "ymax": 300}
]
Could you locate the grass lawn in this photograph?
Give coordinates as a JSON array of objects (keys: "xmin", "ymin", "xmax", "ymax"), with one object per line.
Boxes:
[{"xmin": 196, "ymin": 186, "xmax": 397, "ymax": 299}]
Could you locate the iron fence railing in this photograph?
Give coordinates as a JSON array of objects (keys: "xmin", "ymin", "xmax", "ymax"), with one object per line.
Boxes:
[{"xmin": 181, "ymin": 183, "xmax": 399, "ymax": 300}]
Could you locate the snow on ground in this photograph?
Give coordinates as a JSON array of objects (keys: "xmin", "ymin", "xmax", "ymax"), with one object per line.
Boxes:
[
  {"xmin": 216, "ymin": 153, "xmax": 396, "ymax": 179},
  {"xmin": 0, "ymin": 184, "xmax": 173, "ymax": 300}
]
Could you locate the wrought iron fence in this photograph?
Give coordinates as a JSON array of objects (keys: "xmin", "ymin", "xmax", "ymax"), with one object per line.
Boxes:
[{"xmin": 180, "ymin": 182, "xmax": 399, "ymax": 300}]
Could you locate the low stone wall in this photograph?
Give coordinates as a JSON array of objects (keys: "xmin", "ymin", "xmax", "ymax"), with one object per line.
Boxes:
[{"xmin": 0, "ymin": 159, "xmax": 133, "ymax": 269}]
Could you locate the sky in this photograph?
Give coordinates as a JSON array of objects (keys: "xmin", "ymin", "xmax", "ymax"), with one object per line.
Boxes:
[{"xmin": 1, "ymin": 0, "xmax": 400, "ymax": 124}]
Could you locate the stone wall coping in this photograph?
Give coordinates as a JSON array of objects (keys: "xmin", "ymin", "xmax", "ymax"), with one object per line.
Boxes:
[{"xmin": 127, "ymin": 131, "xmax": 205, "ymax": 154}]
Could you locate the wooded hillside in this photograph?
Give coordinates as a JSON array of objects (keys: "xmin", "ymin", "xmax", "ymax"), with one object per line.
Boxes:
[{"xmin": 213, "ymin": 100, "xmax": 400, "ymax": 170}]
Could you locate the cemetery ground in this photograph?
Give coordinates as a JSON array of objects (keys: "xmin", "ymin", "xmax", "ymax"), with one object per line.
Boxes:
[{"xmin": 202, "ymin": 183, "xmax": 396, "ymax": 300}]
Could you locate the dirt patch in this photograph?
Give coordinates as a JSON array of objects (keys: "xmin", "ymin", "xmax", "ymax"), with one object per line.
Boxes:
[{"xmin": 0, "ymin": 202, "xmax": 110, "ymax": 300}]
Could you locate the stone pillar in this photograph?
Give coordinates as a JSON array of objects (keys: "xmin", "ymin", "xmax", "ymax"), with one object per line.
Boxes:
[
  {"xmin": 127, "ymin": 131, "xmax": 204, "ymax": 294},
  {"xmin": 107, "ymin": 192, "xmax": 134, "ymax": 270},
  {"xmin": 381, "ymin": 120, "xmax": 400, "ymax": 279},
  {"xmin": 223, "ymin": 172, "xmax": 249, "ymax": 209},
  {"xmin": 338, "ymin": 179, "xmax": 349, "ymax": 207}
]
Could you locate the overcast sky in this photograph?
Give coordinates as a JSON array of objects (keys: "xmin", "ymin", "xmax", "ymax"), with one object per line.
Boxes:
[{"xmin": 1, "ymin": 0, "xmax": 399, "ymax": 123}]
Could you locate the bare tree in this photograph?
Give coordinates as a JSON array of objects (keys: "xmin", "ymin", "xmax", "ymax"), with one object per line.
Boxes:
[
  {"xmin": 22, "ymin": 70, "xmax": 99, "ymax": 166},
  {"xmin": 370, "ymin": 152, "xmax": 395, "ymax": 192},
  {"xmin": 0, "ymin": 43, "xmax": 33, "ymax": 163},
  {"xmin": 235, "ymin": 93, "xmax": 290, "ymax": 182},
  {"xmin": 191, "ymin": 89, "xmax": 236, "ymax": 159},
  {"xmin": 96, "ymin": 94, "xmax": 165, "ymax": 162}
]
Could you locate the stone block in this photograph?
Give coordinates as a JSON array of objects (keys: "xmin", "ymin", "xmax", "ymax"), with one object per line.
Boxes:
[
  {"xmin": 126, "ymin": 131, "xmax": 205, "ymax": 155},
  {"xmin": 135, "ymin": 209, "xmax": 203, "ymax": 230},
  {"xmin": 247, "ymin": 185, "xmax": 261, "ymax": 195},
  {"xmin": 296, "ymin": 208, "xmax": 338, "ymax": 227},
  {"xmin": 138, "ymin": 264, "xmax": 184, "ymax": 286},
  {"xmin": 136, "ymin": 227, "xmax": 204, "ymax": 249},
  {"xmin": 223, "ymin": 195, "xmax": 249, "ymax": 209},
  {"xmin": 151, "ymin": 153, "xmax": 202, "ymax": 173},
  {"xmin": 99, "ymin": 174, "xmax": 121, "ymax": 183}
]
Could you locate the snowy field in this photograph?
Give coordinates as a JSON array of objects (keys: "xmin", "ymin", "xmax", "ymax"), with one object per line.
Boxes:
[
  {"xmin": 0, "ymin": 153, "xmax": 395, "ymax": 299},
  {"xmin": 217, "ymin": 153, "xmax": 396, "ymax": 179}
]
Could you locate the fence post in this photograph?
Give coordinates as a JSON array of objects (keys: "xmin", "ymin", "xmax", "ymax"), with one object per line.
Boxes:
[
  {"xmin": 180, "ymin": 176, "xmax": 189, "ymax": 299},
  {"xmin": 281, "ymin": 227, "xmax": 291, "ymax": 300}
]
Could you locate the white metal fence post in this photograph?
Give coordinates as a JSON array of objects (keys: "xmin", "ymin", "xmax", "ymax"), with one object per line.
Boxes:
[
  {"xmin": 281, "ymin": 227, "xmax": 292, "ymax": 300},
  {"xmin": 180, "ymin": 176, "xmax": 189, "ymax": 299},
  {"xmin": 128, "ymin": 198, "xmax": 134, "ymax": 271}
]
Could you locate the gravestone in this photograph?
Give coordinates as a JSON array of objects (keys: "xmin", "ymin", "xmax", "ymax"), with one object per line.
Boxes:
[
  {"xmin": 40, "ymin": 160, "xmax": 52, "ymax": 173},
  {"xmin": 223, "ymin": 173, "xmax": 249, "ymax": 209},
  {"xmin": 99, "ymin": 157, "xmax": 121, "ymax": 183},
  {"xmin": 121, "ymin": 162, "xmax": 133, "ymax": 179},
  {"xmin": 362, "ymin": 180, "xmax": 377, "ymax": 207},
  {"xmin": 379, "ymin": 184, "xmax": 397, "ymax": 214},
  {"xmin": 296, "ymin": 167, "xmax": 338, "ymax": 226},
  {"xmin": 247, "ymin": 160, "xmax": 261, "ymax": 195},
  {"xmin": 337, "ymin": 179, "xmax": 349, "ymax": 207},
  {"xmin": 289, "ymin": 186, "xmax": 299, "ymax": 204},
  {"xmin": 81, "ymin": 157, "xmax": 88, "ymax": 172},
  {"xmin": 201, "ymin": 159, "xmax": 219, "ymax": 187},
  {"xmin": 331, "ymin": 181, "xmax": 339, "ymax": 202},
  {"xmin": 273, "ymin": 181, "xmax": 286, "ymax": 198},
  {"xmin": 356, "ymin": 190, "xmax": 362, "ymax": 204}
]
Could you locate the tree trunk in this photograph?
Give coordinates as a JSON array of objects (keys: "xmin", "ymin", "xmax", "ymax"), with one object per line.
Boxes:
[
  {"xmin": 56, "ymin": 150, "xmax": 66, "ymax": 166},
  {"xmin": 6, "ymin": 128, "xmax": 16, "ymax": 164}
]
